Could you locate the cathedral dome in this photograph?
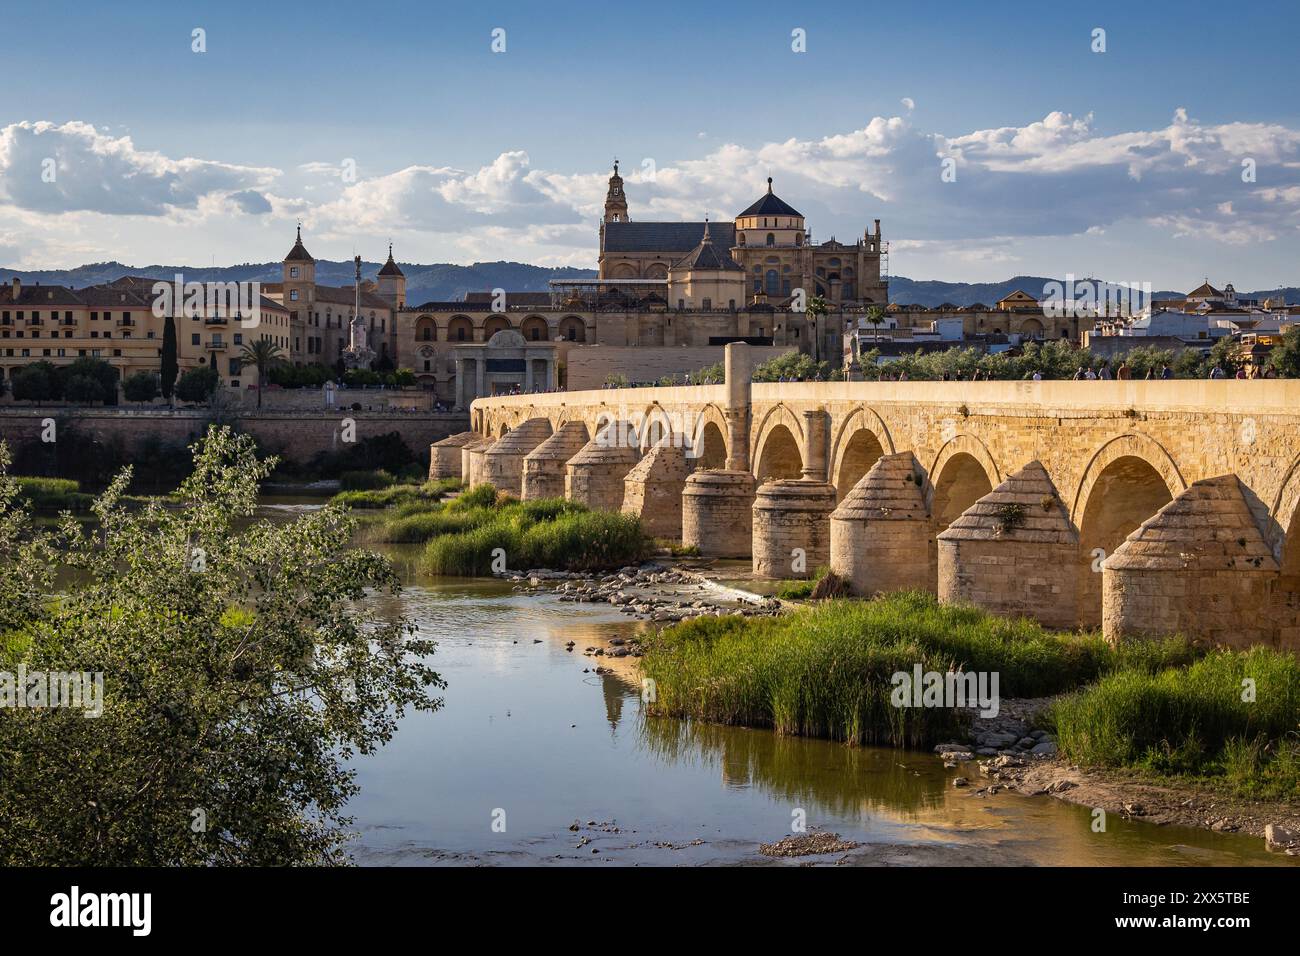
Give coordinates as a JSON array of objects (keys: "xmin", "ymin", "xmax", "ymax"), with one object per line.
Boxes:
[{"xmin": 737, "ymin": 178, "xmax": 803, "ymax": 219}]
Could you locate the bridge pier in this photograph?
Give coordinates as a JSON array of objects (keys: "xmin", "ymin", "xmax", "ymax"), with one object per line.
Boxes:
[
  {"xmin": 830, "ymin": 452, "xmax": 932, "ymax": 596},
  {"xmin": 682, "ymin": 470, "xmax": 757, "ymax": 558},
  {"xmin": 752, "ymin": 408, "xmax": 835, "ymax": 578},
  {"xmin": 752, "ymin": 479, "xmax": 836, "ymax": 577},
  {"xmin": 565, "ymin": 421, "xmax": 640, "ymax": 511},
  {"xmin": 623, "ymin": 440, "xmax": 691, "ymax": 540},
  {"xmin": 462, "ymin": 436, "xmax": 495, "ymax": 487},
  {"xmin": 428, "ymin": 431, "xmax": 478, "ymax": 482},
  {"xmin": 937, "ymin": 461, "xmax": 1079, "ymax": 629},
  {"xmin": 1102, "ymin": 476, "xmax": 1280, "ymax": 648},
  {"xmin": 482, "ymin": 418, "xmax": 553, "ymax": 497},
  {"xmin": 522, "ymin": 421, "xmax": 589, "ymax": 500}
]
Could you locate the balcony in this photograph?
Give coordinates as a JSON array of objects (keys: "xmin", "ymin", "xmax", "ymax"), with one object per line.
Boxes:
[
  {"xmin": 206, "ymin": 339, "xmax": 228, "ymax": 351},
  {"xmin": 116, "ymin": 318, "xmax": 135, "ymax": 328},
  {"xmin": 204, "ymin": 315, "xmax": 228, "ymax": 326}
]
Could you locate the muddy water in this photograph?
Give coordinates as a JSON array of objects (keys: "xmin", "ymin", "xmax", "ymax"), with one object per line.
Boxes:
[{"xmin": 257, "ymin": 501, "xmax": 1295, "ymax": 866}]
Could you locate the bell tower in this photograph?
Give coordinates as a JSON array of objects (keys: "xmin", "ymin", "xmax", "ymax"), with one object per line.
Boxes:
[{"xmin": 603, "ymin": 159, "xmax": 629, "ymax": 223}]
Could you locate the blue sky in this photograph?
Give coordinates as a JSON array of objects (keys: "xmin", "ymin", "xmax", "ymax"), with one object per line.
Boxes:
[{"xmin": 1, "ymin": 0, "xmax": 1297, "ymax": 290}]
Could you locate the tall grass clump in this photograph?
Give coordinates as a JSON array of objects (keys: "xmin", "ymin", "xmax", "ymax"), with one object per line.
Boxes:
[
  {"xmin": 639, "ymin": 591, "xmax": 1198, "ymax": 749},
  {"xmin": 15, "ymin": 477, "xmax": 93, "ymax": 512},
  {"xmin": 421, "ymin": 499, "xmax": 649, "ymax": 575},
  {"xmin": 1049, "ymin": 647, "xmax": 1300, "ymax": 798},
  {"xmin": 332, "ymin": 478, "xmax": 461, "ymax": 510}
]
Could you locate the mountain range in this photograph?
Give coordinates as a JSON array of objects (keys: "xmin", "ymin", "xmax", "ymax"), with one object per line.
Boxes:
[{"xmin": 2, "ymin": 261, "xmax": 1295, "ymax": 310}]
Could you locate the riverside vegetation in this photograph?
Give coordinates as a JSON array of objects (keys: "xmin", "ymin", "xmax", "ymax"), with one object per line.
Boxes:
[
  {"xmin": 640, "ymin": 592, "xmax": 1300, "ymax": 801},
  {"xmin": 342, "ymin": 482, "xmax": 650, "ymax": 575},
  {"xmin": 0, "ymin": 427, "xmax": 444, "ymax": 865}
]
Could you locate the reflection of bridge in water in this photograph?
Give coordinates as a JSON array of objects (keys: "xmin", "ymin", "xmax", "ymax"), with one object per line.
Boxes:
[{"xmin": 449, "ymin": 344, "xmax": 1300, "ymax": 649}]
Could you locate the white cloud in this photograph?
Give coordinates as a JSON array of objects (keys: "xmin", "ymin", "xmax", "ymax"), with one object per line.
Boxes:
[
  {"xmin": 2, "ymin": 109, "xmax": 1299, "ymax": 282},
  {"xmin": 0, "ymin": 120, "xmax": 278, "ymax": 216}
]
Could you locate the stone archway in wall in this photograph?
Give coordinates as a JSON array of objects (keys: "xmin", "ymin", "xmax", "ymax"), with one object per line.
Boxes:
[
  {"xmin": 829, "ymin": 407, "xmax": 895, "ymax": 501},
  {"xmin": 751, "ymin": 405, "xmax": 805, "ymax": 482},
  {"xmin": 685, "ymin": 403, "xmax": 729, "ymax": 469},
  {"xmin": 1266, "ymin": 454, "xmax": 1300, "ymax": 647},
  {"xmin": 928, "ymin": 436, "xmax": 999, "ymax": 534},
  {"xmin": 1072, "ymin": 433, "xmax": 1185, "ymax": 630},
  {"xmin": 637, "ymin": 404, "xmax": 677, "ymax": 453},
  {"xmin": 927, "ymin": 437, "xmax": 999, "ymax": 592}
]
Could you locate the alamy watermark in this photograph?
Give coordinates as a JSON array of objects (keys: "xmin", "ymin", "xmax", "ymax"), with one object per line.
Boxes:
[
  {"xmin": 1, "ymin": 665, "xmax": 104, "ymax": 718},
  {"xmin": 890, "ymin": 664, "xmax": 1000, "ymax": 718},
  {"xmin": 1041, "ymin": 275, "xmax": 1152, "ymax": 319},
  {"xmin": 152, "ymin": 274, "xmax": 262, "ymax": 328}
]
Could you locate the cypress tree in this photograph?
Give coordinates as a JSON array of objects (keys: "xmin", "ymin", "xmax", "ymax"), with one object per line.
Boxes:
[{"xmin": 161, "ymin": 315, "xmax": 178, "ymax": 403}]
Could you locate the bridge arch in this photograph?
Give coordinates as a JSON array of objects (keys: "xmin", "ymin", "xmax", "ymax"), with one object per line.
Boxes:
[
  {"xmin": 829, "ymin": 406, "xmax": 896, "ymax": 501},
  {"xmin": 927, "ymin": 434, "xmax": 1000, "ymax": 534},
  {"xmin": 1073, "ymin": 432, "xmax": 1186, "ymax": 628},
  {"xmin": 752, "ymin": 404, "xmax": 805, "ymax": 482},
  {"xmin": 687, "ymin": 403, "xmax": 730, "ymax": 470},
  {"xmin": 1268, "ymin": 456, "xmax": 1300, "ymax": 628},
  {"xmin": 637, "ymin": 403, "xmax": 678, "ymax": 453}
]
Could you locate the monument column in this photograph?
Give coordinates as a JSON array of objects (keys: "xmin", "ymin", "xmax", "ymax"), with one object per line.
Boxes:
[
  {"xmin": 455, "ymin": 357, "xmax": 464, "ymax": 409},
  {"xmin": 475, "ymin": 358, "xmax": 485, "ymax": 401}
]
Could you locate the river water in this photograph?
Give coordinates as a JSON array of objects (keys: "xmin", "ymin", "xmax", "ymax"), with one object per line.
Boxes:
[{"xmin": 257, "ymin": 500, "xmax": 1296, "ymax": 867}]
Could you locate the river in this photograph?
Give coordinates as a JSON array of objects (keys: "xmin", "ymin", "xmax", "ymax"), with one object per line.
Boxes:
[{"xmin": 257, "ymin": 500, "xmax": 1296, "ymax": 867}]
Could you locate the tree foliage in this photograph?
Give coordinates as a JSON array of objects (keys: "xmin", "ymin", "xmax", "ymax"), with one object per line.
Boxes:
[
  {"xmin": 161, "ymin": 315, "xmax": 179, "ymax": 401},
  {"xmin": 0, "ymin": 428, "xmax": 443, "ymax": 864},
  {"xmin": 123, "ymin": 371, "xmax": 160, "ymax": 404},
  {"xmin": 175, "ymin": 365, "xmax": 220, "ymax": 404}
]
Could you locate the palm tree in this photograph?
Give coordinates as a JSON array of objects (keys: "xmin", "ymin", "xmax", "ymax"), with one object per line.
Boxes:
[
  {"xmin": 239, "ymin": 338, "xmax": 285, "ymax": 409},
  {"xmin": 865, "ymin": 305, "xmax": 886, "ymax": 344}
]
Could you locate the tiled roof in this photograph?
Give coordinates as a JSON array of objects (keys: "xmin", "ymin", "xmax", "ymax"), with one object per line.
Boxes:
[
  {"xmin": 603, "ymin": 220, "xmax": 735, "ymax": 253},
  {"xmin": 737, "ymin": 179, "xmax": 803, "ymax": 218},
  {"xmin": 378, "ymin": 244, "xmax": 404, "ymax": 277},
  {"xmin": 671, "ymin": 228, "xmax": 743, "ymax": 272},
  {"xmin": 311, "ymin": 285, "xmax": 392, "ymax": 310},
  {"xmin": 285, "ymin": 226, "xmax": 314, "ymax": 262},
  {"xmin": 1187, "ymin": 281, "xmax": 1223, "ymax": 298}
]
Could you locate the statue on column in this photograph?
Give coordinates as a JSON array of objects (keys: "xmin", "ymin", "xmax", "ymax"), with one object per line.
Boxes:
[{"xmin": 342, "ymin": 254, "xmax": 377, "ymax": 370}]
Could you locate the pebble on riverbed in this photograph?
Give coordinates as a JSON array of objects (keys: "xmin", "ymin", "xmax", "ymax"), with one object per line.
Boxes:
[
  {"xmin": 506, "ymin": 562, "xmax": 784, "ymax": 623},
  {"xmin": 758, "ymin": 832, "xmax": 861, "ymax": 858}
]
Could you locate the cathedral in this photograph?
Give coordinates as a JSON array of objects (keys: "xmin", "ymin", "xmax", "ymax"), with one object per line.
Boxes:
[{"xmin": 597, "ymin": 162, "xmax": 889, "ymax": 310}]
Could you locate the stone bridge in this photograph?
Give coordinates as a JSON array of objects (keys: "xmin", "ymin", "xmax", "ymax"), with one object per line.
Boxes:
[{"xmin": 447, "ymin": 344, "xmax": 1300, "ymax": 650}]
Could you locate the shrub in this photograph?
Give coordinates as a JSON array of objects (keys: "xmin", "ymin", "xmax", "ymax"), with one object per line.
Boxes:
[
  {"xmin": 340, "ymin": 469, "xmax": 395, "ymax": 491},
  {"xmin": 175, "ymin": 366, "xmax": 219, "ymax": 404},
  {"xmin": 123, "ymin": 371, "xmax": 159, "ymax": 404}
]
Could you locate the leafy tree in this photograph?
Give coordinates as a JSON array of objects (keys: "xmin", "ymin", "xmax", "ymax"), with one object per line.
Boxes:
[
  {"xmin": 1268, "ymin": 326, "xmax": 1300, "ymax": 378},
  {"xmin": 10, "ymin": 362, "xmax": 61, "ymax": 402},
  {"xmin": 752, "ymin": 351, "xmax": 830, "ymax": 382},
  {"xmin": 0, "ymin": 429, "xmax": 443, "ymax": 864},
  {"xmin": 238, "ymin": 338, "xmax": 285, "ymax": 409},
  {"xmin": 57, "ymin": 357, "xmax": 118, "ymax": 404},
  {"xmin": 62, "ymin": 373, "xmax": 104, "ymax": 404},
  {"xmin": 161, "ymin": 315, "xmax": 179, "ymax": 403},
  {"xmin": 175, "ymin": 365, "xmax": 220, "ymax": 404},
  {"xmin": 123, "ymin": 371, "xmax": 160, "ymax": 404}
]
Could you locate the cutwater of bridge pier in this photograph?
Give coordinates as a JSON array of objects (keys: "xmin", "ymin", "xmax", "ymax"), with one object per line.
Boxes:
[{"xmin": 440, "ymin": 343, "xmax": 1300, "ymax": 650}]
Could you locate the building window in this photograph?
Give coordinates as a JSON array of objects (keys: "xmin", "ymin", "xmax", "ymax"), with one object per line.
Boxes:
[
  {"xmin": 290, "ymin": 290, "xmax": 299, "ymax": 301},
  {"xmin": 702, "ymin": 298, "xmax": 711, "ymax": 310},
  {"xmin": 290, "ymin": 267, "xmax": 299, "ymax": 278},
  {"xmin": 765, "ymin": 270, "xmax": 779, "ymax": 296},
  {"xmin": 766, "ymin": 233, "xmax": 775, "ymax": 247},
  {"xmin": 191, "ymin": 333, "xmax": 200, "ymax": 345}
]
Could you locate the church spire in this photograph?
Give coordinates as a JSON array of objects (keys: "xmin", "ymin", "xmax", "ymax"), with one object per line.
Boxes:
[{"xmin": 604, "ymin": 157, "xmax": 629, "ymax": 223}]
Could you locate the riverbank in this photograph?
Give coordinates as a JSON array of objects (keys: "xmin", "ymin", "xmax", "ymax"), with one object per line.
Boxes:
[{"xmin": 500, "ymin": 574, "xmax": 1299, "ymax": 854}]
